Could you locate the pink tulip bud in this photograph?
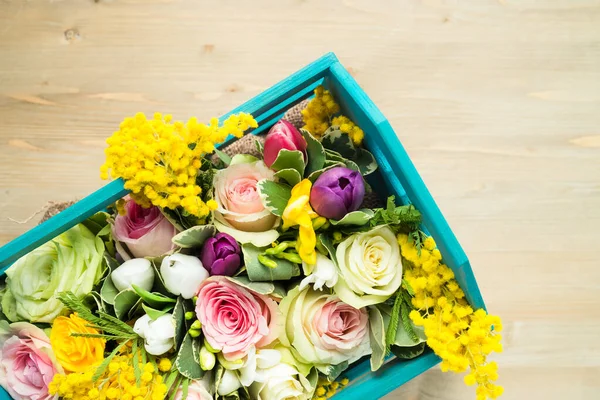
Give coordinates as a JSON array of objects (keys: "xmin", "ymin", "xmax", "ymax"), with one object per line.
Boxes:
[{"xmin": 263, "ymin": 120, "xmax": 307, "ymax": 168}]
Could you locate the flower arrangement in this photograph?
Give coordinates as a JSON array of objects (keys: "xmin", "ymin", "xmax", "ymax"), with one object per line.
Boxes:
[{"xmin": 0, "ymin": 86, "xmax": 503, "ymax": 400}]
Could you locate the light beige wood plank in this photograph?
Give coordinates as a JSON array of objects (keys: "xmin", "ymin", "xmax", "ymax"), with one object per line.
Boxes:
[{"xmin": 1, "ymin": 0, "xmax": 599, "ymax": 399}]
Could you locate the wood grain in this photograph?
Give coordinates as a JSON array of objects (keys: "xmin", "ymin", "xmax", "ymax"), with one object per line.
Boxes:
[{"xmin": 1, "ymin": 0, "xmax": 599, "ymax": 399}]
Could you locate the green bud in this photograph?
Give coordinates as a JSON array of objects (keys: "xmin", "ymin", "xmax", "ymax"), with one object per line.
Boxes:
[
  {"xmin": 333, "ymin": 231, "xmax": 343, "ymax": 241},
  {"xmin": 200, "ymin": 346, "xmax": 216, "ymax": 371},
  {"xmin": 316, "ymin": 241, "xmax": 328, "ymax": 256},
  {"xmin": 264, "ymin": 242, "xmax": 290, "ymax": 255},
  {"xmin": 277, "ymin": 252, "xmax": 303, "ymax": 264},
  {"xmin": 184, "ymin": 311, "xmax": 195, "ymax": 320},
  {"xmin": 192, "ymin": 296, "xmax": 198, "ymax": 303},
  {"xmin": 258, "ymin": 254, "xmax": 278, "ymax": 269},
  {"xmin": 204, "ymin": 338, "xmax": 219, "ymax": 353},
  {"xmin": 191, "ymin": 320, "xmax": 202, "ymax": 330},
  {"xmin": 189, "ymin": 328, "xmax": 201, "ymax": 338},
  {"xmin": 312, "ymin": 216, "xmax": 328, "ymax": 230}
]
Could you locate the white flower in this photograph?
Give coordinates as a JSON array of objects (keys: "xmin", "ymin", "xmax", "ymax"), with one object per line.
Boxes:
[
  {"xmin": 217, "ymin": 369, "xmax": 242, "ymax": 396},
  {"xmin": 160, "ymin": 254, "xmax": 209, "ymax": 299},
  {"xmin": 299, "ymin": 253, "xmax": 338, "ymax": 291},
  {"xmin": 239, "ymin": 347, "xmax": 282, "ymax": 386},
  {"xmin": 250, "ymin": 363, "xmax": 314, "ymax": 400},
  {"xmin": 334, "ymin": 225, "xmax": 402, "ymax": 309},
  {"xmin": 111, "ymin": 258, "xmax": 155, "ymax": 292},
  {"xmin": 133, "ymin": 314, "xmax": 175, "ymax": 355}
]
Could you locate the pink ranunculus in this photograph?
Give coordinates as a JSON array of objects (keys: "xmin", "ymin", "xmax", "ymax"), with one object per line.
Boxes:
[
  {"xmin": 212, "ymin": 161, "xmax": 279, "ymax": 247},
  {"xmin": 195, "ymin": 277, "xmax": 281, "ymax": 361},
  {"xmin": 263, "ymin": 120, "xmax": 307, "ymax": 168},
  {"xmin": 174, "ymin": 375, "xmax": 213, "ymax": 400},
  {"xmin": 0, "ymin": 322, "xmax": 63, "ymax": 400},
  {"xmin": 112, "ymin": 197, "xmax": 178, "ymax": 259}
]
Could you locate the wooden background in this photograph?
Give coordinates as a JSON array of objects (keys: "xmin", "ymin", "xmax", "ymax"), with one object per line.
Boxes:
[{"xmin": 1, "ymin": 0, "xmax": 599, "ymax": 399}]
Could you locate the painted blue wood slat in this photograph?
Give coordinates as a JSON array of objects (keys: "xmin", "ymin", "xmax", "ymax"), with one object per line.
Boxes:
[{"xmin": 0, "ymin": 179, "xmax": 128, "ymax": 271}]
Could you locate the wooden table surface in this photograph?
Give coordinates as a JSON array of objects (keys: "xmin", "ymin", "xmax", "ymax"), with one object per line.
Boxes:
[{"xmin": 1, "ymin": 1, "xmax": 599, "ymax": 399}]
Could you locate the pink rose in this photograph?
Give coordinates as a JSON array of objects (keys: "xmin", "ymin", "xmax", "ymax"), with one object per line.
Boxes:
[
  {"xmin": 174, "ymin": 376, "xmax": 212, "ymax": 400},
  {"xmin": 279, "ymin": 286, "xmax": 371, "ymax": 366},
  {"xmin": 212, "ymin": 161, "xmax": 279, "ymax": 247},
  {"xmin": 0, "ymin": 322, "xmax": 63, "ymax": 400},
  {"xmin": 113, "ymin": 198, "xmax": 178, "ymax": 259},
  {"xmin": 195, "ymin": 277, "xmax": 281, "ymax": 361},
  {"xmin": 263, "ymin": 120, "xmax": 307, "ymax": 168}
]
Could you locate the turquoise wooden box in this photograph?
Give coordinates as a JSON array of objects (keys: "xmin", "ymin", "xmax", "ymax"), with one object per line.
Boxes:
[{"xmin": 0, "ymin": 52, "xmax": 485, "ymax": 400}]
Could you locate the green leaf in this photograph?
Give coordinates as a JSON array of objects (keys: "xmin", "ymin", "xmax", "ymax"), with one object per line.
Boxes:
[
  {"xmin": 324, "ymin": 149, "xmax": 360, "ymax": 172},
  {"xmin": 242, "ymin": 243, "xmax": 301, "ymax": 282},
  {"xmin": 301, "ymin": 129, "xmax": 326, "ymax": 175},
  {"xmin": 330, "ymin": 209, "xmax": 375, "ymax": 226},
  {"xmin": 82, "ymin": 212, "xmax": 110, "ymax": 236},
  {"xmin": 175, "ymin": 333, "xmax": 204, "ymax": 380},
  {"xmin": 369, "ymin": 306, "xmax": 386, "ymax": 371},
  {"xmin": 270, "ymin": 149, "xmax": 305, "ymax": 176},
  {"xmin": 214, "ymin": 149, "xmax": 232, "ymax": 166},
  {"xmin": 274, "ymin": 168, "xmax": 302, "ymax": 187},
  {"xmin": 142, "ymin": 303, "xmax": 173, "ymax": 320},
  {"xmin": 354, "ymin": 148, "xmax": 378, "ymax": 175},
  {"xmin": 255, "ymin": 138, "xmax": 264, "ymax": 156},
  {"xmin": 131, "ymin": 284, "xmax": 176, "ymax": 308},
  {"xmin": 127, "ymin": 298, "xmax": 144, "ymax": 321},
  {"xmin": 173, "ymin": 297, "xmax": 194, "ymax": 349},
  {"xmin": 256, "ymin": 180, "xmax": 292, "ymax": 217},
  {"xmin": 391, "ymin": 343, "xmax": 426, "ymax": 360},
  {"xmin": 270, "ymin": 284, "xmax": 287, "ymax": 300},
  {"xmin": 133, "ymin": 339, "xmax": 141, "ymax": 386},
  {"xmin": 223, "ymin": 275, "xmax": 275, "ymax": 295},
  {"xmin": 318, "ymin": 361, "xmax": 348, "ymax": 381},
  {"xmin": 92, "ymin": 340, "xmax": 129, "ymax": 381},
  {"xmin": 322, "ymin": 127, "xmax": 357, "ymax": 159},
  {"xmin": 103, "ymin": 253, "xmax": 119, "ymax": 273},
  {"xmin": 317, "ymin": 234, "xmax": 338, "ymax": 267},
  {"xmin": 114, "ymin": 289, "xmax": 140, "ymax": 320},
  {"xmin": 100, "ymin": 274, "xmax": 119, "ymax": 305},
  {"xmin": 172, "ymin": 225, "xmax": 216, "ymax": 248},
  {"xmin": 380, "ymin": 305, "xmax": 426, "ymax": 347}
]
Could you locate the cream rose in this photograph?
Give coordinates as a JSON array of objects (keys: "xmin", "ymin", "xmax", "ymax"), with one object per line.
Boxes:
[
  {"xmin": 212, "ymin": 160, "xmax": 279, "ymax": 247},
  {"xmin": 334, "ymin": 225, "xmax": 403, "ymax": 309},
  {"xmin": 279, "ymin": 286, "xmax": 371, "ymax": 371}
]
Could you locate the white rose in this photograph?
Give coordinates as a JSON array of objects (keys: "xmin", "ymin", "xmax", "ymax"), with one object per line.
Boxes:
[
  {"xmin": 239, "ymin": 347, "xmax": 282, "ymax": 386},
  {"xmin": 212, "ymin": 160, "xmax": 280, "ymax": 247},
  {"xmin": 334, "ymin": 225, "xmax": 402, "ymax": 309},
  {"xmin": 111, "ymin": 258, "xmax": 155, "ymax": 292},
  {"xmin": 279, "ymin": 285, "xmax": 371, "ymax": 371},
  {"xmin": 299, "ymin": 253, "xmax": 338, "ymax": 291},
  {"xmin": 250, "ymin": 363, "xmax": 314, "ymax": 400},
  {"xmin": 160, "ymin": 254, "xmax": 209, "ymax": 299},
  {"xmin": 133, "ymin": 314, "xmax": 175, "ymax": 355}
]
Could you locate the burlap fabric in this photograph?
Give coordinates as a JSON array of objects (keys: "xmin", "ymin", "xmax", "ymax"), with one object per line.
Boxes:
[{"xmin": 39, "ymin": 100, "xmax": 381, "ymax": 223}]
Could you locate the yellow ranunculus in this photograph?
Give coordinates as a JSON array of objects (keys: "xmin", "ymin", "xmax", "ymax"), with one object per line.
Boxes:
[
  {"xmin": 50, "ymin": 313, "xmax": 105, "ymax": 373},
  {"xmin": 282, "ymin": 179, "xmax": 317, "ymax": 265}
]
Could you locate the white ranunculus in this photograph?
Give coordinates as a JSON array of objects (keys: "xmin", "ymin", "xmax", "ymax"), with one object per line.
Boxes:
[
  {"xmin": 334, "ymin": 225, "xmax": 402, "ymax": 309},
  {"xmin": 160, "ymin": 254, "xmax": 209, "ymax": 299},
  {"xmin": 133, "ymin": 314, "xmax": 176, "ymax": 355},
  {"xmin": 111, "ymin": 258, "xmax": 155, "ymax": 292},
  {"xmin": 250, "ymin": 363, "xmax": 314, "ymax": 400},
  {"xmin": 299, "ymin": 253, "xmax": 338, "ymax": 291},
  {"xmin": 217, "ymin": 369, "xmax": 242, "ymax": 396}
]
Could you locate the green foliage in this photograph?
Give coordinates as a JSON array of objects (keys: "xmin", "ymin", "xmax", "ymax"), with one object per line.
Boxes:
[
  {"xmin": 370, "ymin": 196, "xmax": 422, "ymax": 232},
  {"xmin": 368, "ymin": 306, "xmax": 386, "ymax": 371},
  {"xmin": 270, "ymin": 149, "xmax": 305, "ymax": 177},
  {"xmin": 175, "ymin": 333, "xmax": 204, "ymax": 380},
  {"xmin": 330, "ymin": 209, "xmax": 375, "ymax": 226},
  {"xmin": 256, "ymin": 180, "xmax": 292, "ymax": 217},
  {"xmin": 301, "ymin": 129, "xmax": 326, "ymax": 175},
  {"xmin": 241, "ymin": 243, "xmax": 301, "ymax": 282},
  {"xmin": 274, "ymin": 168, "xmax": 302, "ymax": 187},
  {"xmin": 172, "ymin": 225, "xmax": 216, "ymax": 248}
]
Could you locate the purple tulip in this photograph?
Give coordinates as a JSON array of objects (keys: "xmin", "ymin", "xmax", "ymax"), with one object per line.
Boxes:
[
  {"xmin": 200, "ymin": 233, "xmax": 242, "ymax": 276},
  {"xmin": 310, "ymin": 167, "xmax": 365, "ymax": 220},
  {"xmin": 263, "ymin": 120, "xmax": 307, "ymax": 168}
]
